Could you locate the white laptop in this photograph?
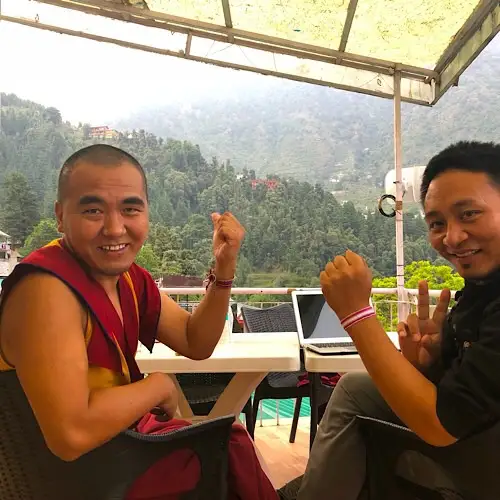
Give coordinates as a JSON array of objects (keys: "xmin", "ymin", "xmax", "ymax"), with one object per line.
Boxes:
[{"xmin": 291, "ymin": 289, "xmax": 399, "ymax": 355}]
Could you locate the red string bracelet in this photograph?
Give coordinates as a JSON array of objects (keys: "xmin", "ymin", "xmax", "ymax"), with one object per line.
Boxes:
[{"xmin": 203, "ymin": 268, "xmax": 235, "ymax": 290}]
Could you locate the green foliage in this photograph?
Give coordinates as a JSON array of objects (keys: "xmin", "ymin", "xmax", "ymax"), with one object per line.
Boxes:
[
  {"xmin": 0, "ymin": 172, "xmax": 40, "ymax": 246},
  {"xmin": 372, "ymin": 276, "xmax": 398, "ymax": 331},
  {"xmin": 371, "ymin": 262, "xmax": 463, "ymax": 330},
  {"xmin": 235, "ymin": 254, "xmax": 252, "ymax": 286},
  {"xmin": 44, "ymin": 107, "xmax": 62, "ymax": 126},
  {"xmin": 372, "ymin": 276, "xmax": 397, "ymax": 289},
  {"xmin": 3, "ymin": 93, "xmax": 454, "ymax": 288},
  {"xmin": 135, "ymin": 243, "xmax": 161, "ymax": 277},
  {"xmin": 247, "ymin": 294, "xmax": 292, "ymax": 305},
  {"xmin": 404, "ymin": 261, "xmax": 464, "ymax": 290},
  {"xmin": 21, "ymin": 218, "xmax": 59, "ymax": 256}
]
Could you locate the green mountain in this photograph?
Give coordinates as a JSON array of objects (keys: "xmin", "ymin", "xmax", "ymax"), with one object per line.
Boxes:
[
  {"xmin": 0, "ymin": 92, "xmax": 439, "ymax": 279},
  {"xmin": 116, "ymin": 38, "xmax": 500, "ymax": 188}
]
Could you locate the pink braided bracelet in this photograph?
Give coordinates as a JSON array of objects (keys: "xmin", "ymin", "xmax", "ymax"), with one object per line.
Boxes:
[{"xmin": 340, "ymin": 306, "xmax": 376, "ymax": 330}]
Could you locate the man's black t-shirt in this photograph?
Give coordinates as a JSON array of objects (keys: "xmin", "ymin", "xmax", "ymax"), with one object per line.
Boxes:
[{"xmin": 431, "ymin": 270, "xmax": 500, "ymax": 439}]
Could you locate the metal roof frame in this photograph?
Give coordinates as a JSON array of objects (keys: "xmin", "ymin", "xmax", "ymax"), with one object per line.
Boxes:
[
  {"xmin": 1, "ymin": 0, "xmax": 494, "ymax": 107},
  {"xmin": 435, "ymin": 1, "xmax": 499, "ymax": 99}
]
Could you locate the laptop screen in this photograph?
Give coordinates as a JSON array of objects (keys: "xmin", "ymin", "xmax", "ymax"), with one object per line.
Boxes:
[{"xmin": 294, "ymin": 292, "xmax": 348, "ymax": 343}]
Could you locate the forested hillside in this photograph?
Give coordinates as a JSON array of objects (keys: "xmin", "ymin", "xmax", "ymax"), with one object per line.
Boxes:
[
  {"xmin": 117, "ymin": 38, "xmax": 500, "ymax": 191},
  {"xmin": 0, "ymin": 93, "xmax": 444, "ymax": 285}
]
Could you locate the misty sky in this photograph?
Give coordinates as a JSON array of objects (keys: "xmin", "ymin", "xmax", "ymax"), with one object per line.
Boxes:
[
  {"xmin": 1, "ymin": 0, "xmax": 499, "ymax": 126},
  {"xmin": 1, "ymin": 0, "xmax": 271, "ymax": 123}
]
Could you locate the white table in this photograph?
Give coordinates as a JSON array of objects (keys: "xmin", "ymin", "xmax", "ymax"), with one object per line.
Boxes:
[
  {"xmin": 304, "ymin": 351, "xmax": 365, "ymax": 373},
  {"xmin": 303, "ymin": 332, "xmax": 400, "ymax": 373},
  {"xmin": 136, "ymin": 332, "xmax": 300, "ymax": 421}
]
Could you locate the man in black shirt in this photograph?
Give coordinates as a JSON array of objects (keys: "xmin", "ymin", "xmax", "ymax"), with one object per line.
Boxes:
[{"xmin": 279, "ymin": 141, "xmax": 500, "ymax": 500}]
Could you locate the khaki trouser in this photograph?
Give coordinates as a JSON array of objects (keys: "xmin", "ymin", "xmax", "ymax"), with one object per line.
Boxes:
[{"xmin": 297, "ymin": 372, "xmax": 456, "ymax": 500}]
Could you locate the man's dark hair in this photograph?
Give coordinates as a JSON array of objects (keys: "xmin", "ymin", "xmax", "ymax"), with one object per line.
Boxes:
[
  {"xmin": 57, "ymin": 144, "xmax": 148, "ymax": 201},
  {"xmin": 420, "ymin": 141, "xmax": 500, "ymax": 204}
]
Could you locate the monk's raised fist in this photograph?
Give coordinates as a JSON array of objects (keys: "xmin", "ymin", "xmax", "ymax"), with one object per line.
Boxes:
[{"xmin": 211, "ymin": 212, "xmax": 245, "ymax": 275}]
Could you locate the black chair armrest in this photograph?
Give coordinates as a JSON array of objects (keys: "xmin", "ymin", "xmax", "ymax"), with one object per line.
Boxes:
[
  {"xmin": 75, "ymin": 415, "xmax": 236, "ymax": 500},
  {"xmin": 125, "ymin": 414, "xmax": 236, "ymax": 444},
  {"xmin": 357, "ymin": 415, "xmax": 500, "ymax": 500}
]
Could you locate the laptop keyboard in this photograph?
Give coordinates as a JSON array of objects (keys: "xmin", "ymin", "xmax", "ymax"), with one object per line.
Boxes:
[{"xmin": 315, "ymin": 342, "xmax": 356, "ymax": 348}]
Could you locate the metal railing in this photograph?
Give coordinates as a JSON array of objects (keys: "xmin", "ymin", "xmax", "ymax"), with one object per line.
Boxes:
[
  {"xmin": 162, "ymin": 286, "xmax": 453, "ymax": 297},
  {"xmin": 163, "ymin": 286, "xmax": 455, "ymax": 327}
]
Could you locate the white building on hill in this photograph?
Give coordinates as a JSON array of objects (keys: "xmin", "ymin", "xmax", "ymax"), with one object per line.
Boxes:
[{"xmin": 0, "ymin": 230, "xmax": 17, "ymax": 278}]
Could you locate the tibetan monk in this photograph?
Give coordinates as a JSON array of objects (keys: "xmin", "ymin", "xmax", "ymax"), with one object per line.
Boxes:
[{"xmin": 0, "ymin": 144, "xmax": 277, "ymax": 499}]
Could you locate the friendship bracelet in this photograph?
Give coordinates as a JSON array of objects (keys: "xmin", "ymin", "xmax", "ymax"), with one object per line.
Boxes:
[
  {"xmin": 203, "ymin": 268, "xmax": 235, "ymax": 290},
  {"xmin": 214, "ymin": 278, "xmax": 234, "ymax": 288},
  {"xmin": 340, "ymin": 306, "xmax": 376, "ymax": 330},
  {"xmin": 340, "ymin": 306, "xmax": 373, "ymax": 325}
]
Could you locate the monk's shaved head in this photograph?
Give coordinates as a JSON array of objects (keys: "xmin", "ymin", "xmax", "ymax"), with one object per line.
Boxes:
[{"xmin": 57, "ymin": 144, "xmax": 148, "ymax": 201}]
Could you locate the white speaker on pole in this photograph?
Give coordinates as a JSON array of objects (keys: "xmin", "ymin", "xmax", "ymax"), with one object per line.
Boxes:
[{"xmin": 384, "ymin": 166, "xmax": 426, "ymax": 203}]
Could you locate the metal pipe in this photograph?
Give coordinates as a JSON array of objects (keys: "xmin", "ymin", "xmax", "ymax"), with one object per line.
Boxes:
[
  {"xmin": 393, "ymin": 68, "xmax": 409, "ymax": 321},
  {"xmin": 0, "ymin": 14, "xmax": 433, "ymax": 106},
  {"xmin": 159, "ymin": 286, "xmax": 400, "ymax": 295},
  {"xmin": 338, "ymin": 0, "xmax": 358, "ymax": 53},
  {"xmin": 26, "ymin": 0, "xmax": 432, "ymax": 83},
  {"xmin": 220, "ymin": 0, "xmax": 233, "ymax": 29},
  {"xmin": 33, "ymin": 0, "xmax": 438, "ymax": 78}
]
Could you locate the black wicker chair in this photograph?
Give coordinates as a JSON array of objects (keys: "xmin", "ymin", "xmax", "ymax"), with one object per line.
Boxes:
[
  {"xmin": 358, "ymin": 415, "xmax": 500, "ymax": 500},
  {"xmin": 240, "ymin": 304, "xmax": 333, "ymax": 446},
  {"xmin": 0, "ymin": 369, "xmax": 234, "ymax": 500}
]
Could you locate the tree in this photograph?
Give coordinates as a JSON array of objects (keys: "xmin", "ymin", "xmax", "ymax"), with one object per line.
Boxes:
[
  {"xmin": 44, "ymin": 107, "xmax": 62, "ymax": 125},
  {"xmin": 135, "ymin": 243, "xmax": 161, "ymax": 277},
  {"xmin": 235, "ymin": 254, "xmax": 252, "ymax": 286},
  {"xmin": 371, "ymin": 261, "xmax": 463, "ymax": 330},
  {"xmin": 0, "ymin": 172, "xmax": 39, "ymax": 246},
  {"xmin": 22, "ymin": 218, "xmax": 59, "ymax": 255},
  {"xmin": 2, "ymin": 91, "xmax": 481, "ymax": 288},
  {"xmin": 372, "ymin": 276, "xmax": 398, "ymax": 331},
  {"xmin": 82, "ymin": 123, "xmax": 91, "ymax": 140},
  {"xmin": 404, "ymin": 261, "xmax": 464, "ymax": 290},
  {"xmin": 161, "ymin": 250, "xmax": 183, "ymax": 276}
]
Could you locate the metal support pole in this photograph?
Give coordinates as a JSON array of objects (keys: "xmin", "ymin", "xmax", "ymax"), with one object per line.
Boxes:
[{"xmin": 394, "ymin": 68, "xmax": 409, "ymax": 322}]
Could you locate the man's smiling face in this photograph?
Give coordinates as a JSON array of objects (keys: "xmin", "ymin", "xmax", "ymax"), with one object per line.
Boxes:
[
  {"xmin": 55, "ymin": 160, "xmax": 149, "ymax": 278},
  {"xmin": 424, "ymin": 169, "xmax": 500, "ymax": 279}
]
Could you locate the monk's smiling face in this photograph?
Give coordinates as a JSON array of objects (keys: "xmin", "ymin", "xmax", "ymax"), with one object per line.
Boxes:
[{"xmin": 55, "ymin": 160, "xmax": 149, "ymax": 279}]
